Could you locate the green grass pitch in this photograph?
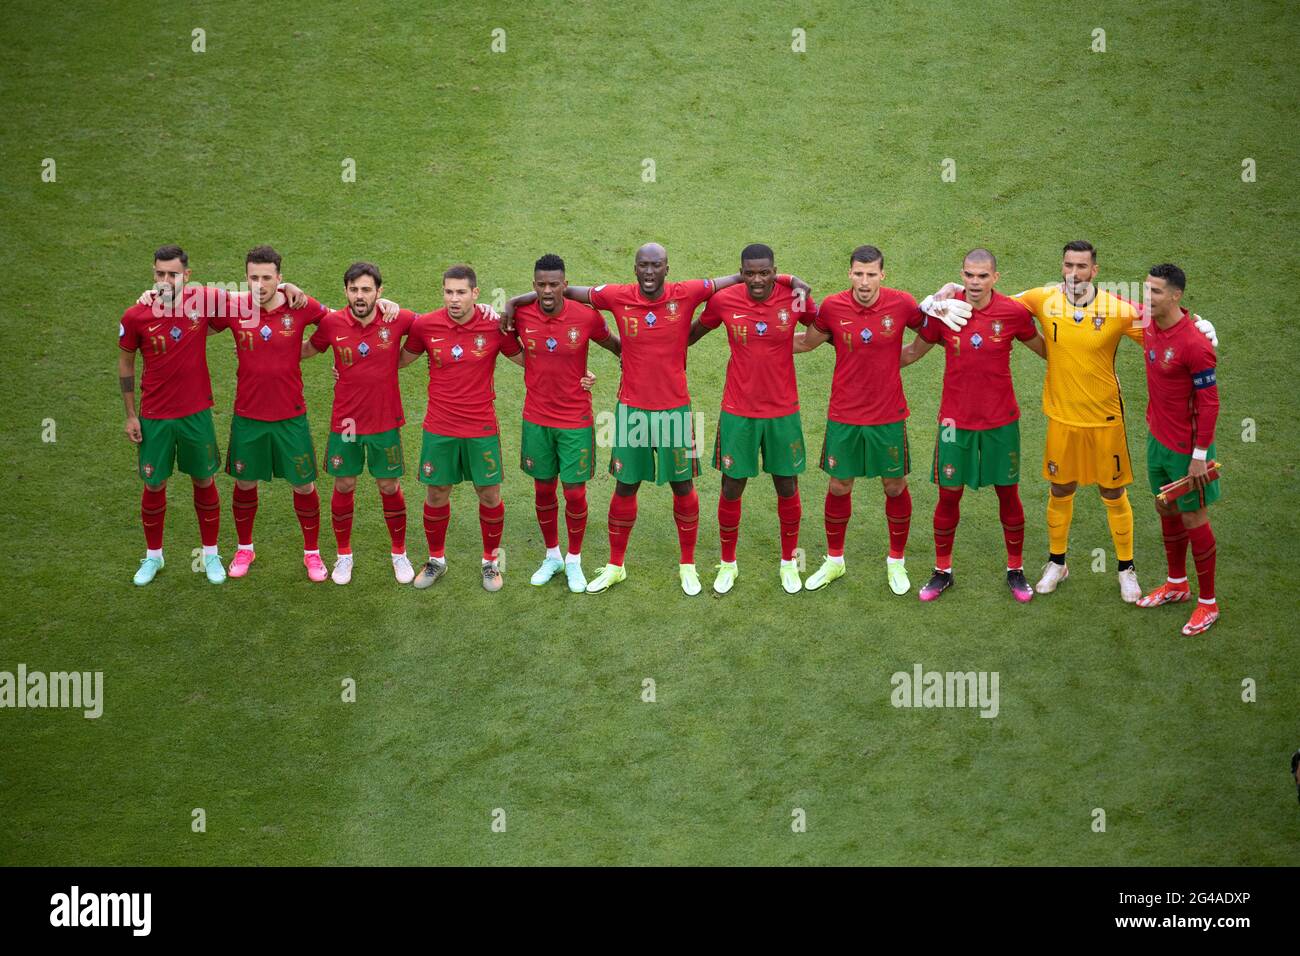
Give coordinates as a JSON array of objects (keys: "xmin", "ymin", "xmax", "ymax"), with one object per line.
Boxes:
[{"xmin": 2, "ymin": 0, "xmax": 1296, "ymax": 865}]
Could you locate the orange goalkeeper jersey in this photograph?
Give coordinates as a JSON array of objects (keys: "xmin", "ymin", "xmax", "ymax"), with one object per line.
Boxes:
[{"xmin": 1013, "ymin": 285, "xmax": 1143, "ymax": 428}]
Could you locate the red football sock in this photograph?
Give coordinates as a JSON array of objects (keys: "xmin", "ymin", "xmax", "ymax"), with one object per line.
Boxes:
[
  {"xmin": 995, "ymin": 483, "xmax": 1025, "ymax": 570},
  {"xmin": 673, "ymin": 487, "xmax": 699, "ymax": 564},
  {"xmin": 193, "ymin": 481, "xmax": 220, "ymax": 548},
  {"xmin": 232, "ymin": 484, "xmax": 258, "ymax": 548},
  {"xmin": 479, "ymin": 500, "xmax": 505, "ymax": 560},
  {"xmin": 141, "ymin": 485, "xmax": 167, "ymax": 551},
  {"xmin": 1187, "ymin": 522, "xmax": 1216, "ymax": 602},
  {"xmin": 534, "ymin": 478, "xmax": 559, "ymax": 550},
  {"xmin": 607, "ymin": 493, "xmax": 638, "ymax": 566},
  {"xmin": 1160, "ymin": 513, "xmax": 1189, "ymax": 581},
  {"xmin": 777, "ymin": 490, "xmax": 801, "ymax": 561},
  {"xmin": 331, "ymin": 490, "xmax": 355, "ymax": 555},
  {"xmin": 718, "ymin": 495, "xmax": 743, "ymax": 563},
  {"xmin": 885, "ymin": 486, "xmax": 911, "ymax": 559},
  {"xmin": 563, "ymin": 485, "xmax": 588, "ymax": 555},
  {"xmin": 381, "ymin": 487, "xmax": 406, "ymax": 554},
  {"xmin": 934, "ymin": 485, "xmax": 963, "ymax": 571},
  {"xmin": 824, "ymin": 490, "xmax": 852, "ymax": 557},
  {"xmin": 294, "ymin": 489, "xmax": 321, "ymax": 551},
  {"xmin": 423, "ymin": 502, "xmax": 450, "ymax": 560}
]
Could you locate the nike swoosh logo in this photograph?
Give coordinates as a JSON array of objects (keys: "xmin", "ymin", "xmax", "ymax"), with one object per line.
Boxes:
[
  {"xmin": 334, "ymin": 336, "xmax": 347, "ymax": 342},
  {"xmin": 525, "ymin": 328, "xmax": 538, "ymax": 333},
  {"xmin": 839, "ymin": 320, "xmax": 853, "ymax": 325},
  {"xmin": 429, "ymin": 337, "xmax": 444, "ymax": 342},
  {"xmin": 732, "ymin": 313, "xmax": 749, "ymax": 320},
  {"xmin": 147, "ymin": 323, "xmax": 162, "ymax": 332}
]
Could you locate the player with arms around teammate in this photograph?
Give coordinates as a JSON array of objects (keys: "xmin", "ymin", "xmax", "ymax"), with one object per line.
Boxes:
[
  {"xmin": 690, "ymin": 243, "xmax": 815, "ymax": 595},
  {"xmin": 301, "ymin": 262, "xmax": 418, "ymax": 585},
  {"xmin": 210, "ymin": 246, "xmax": 331, "ymax": 582},
  {"xmin": 511, "ymin": 254, "xmax": 621, "ymax": 593},
  {"xmin": 118, "ymin": 244, "xmax": 229, "ymax": 586},
  {"xmin": 795, "ymin": 245, "xmax": 937, "ymax": 596},
  {"xmin": 1136, "ymin": 264, "xmax": 1222, "ymax": 635},
  {"xmin": 401, "ymin": 265, "xmax": 523, "ymax": 592},
  {"xmin": 905, "ymin": 249, "xmax": 1046, "ymax": 602}
]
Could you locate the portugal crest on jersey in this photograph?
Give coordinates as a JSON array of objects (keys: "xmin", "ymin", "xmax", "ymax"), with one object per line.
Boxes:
[
  {"xmin": 281, "ymin": 316, "xmax": 293, "ymax": 331},
  {"xmin": 1092, "ymin": 315, "xmax": 1104, "ymax": 331},
  {"xmin": 568, "ymin": 327, "xmax": 579, "ymax": 345},
  {"xmin": 778, "ymin": 309, "xmax": 790, "ymax": 326},
  {"xmin": 379, "ymin": 327, "xmax": 390, "ymax": 343},
  {"xmin": 882, "ymin": 316, "xmax": 895, "ymax": 332},
  {"xmin": 474, "ymin": 335, "xmax": 486, "ymax": 351},
  {"xmin": 1162, "ymin": 346, "xmax": 1176, "ymax": 364},
  {"xmin": 991, "ymin": 319, "xmax": 1003, "ymax": 336},
  {"xmin": 667, "ymin": 300, "xmax": 678, "ymax": 315}
]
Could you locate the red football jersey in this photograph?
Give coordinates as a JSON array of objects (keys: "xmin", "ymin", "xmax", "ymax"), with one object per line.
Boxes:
[
  {"xmin": 699, "ymin": 283, "xmax": 814, "ymax": 418},
  {"xmin": 589, "ymin": 279, "xmax": 714, "ymax": 410},
  {"xmin": 404, "ymin": 308, "xmax": 522, "ymax": 438},
  {"xmin": 813, "ymin": 287, "xmax": 925, "ymax": 426},
  {"xmin": 119, "ymin": 286, "xmax": 232, "ymax": 419},
  {"xmin": 917, "ymin": 290, "xmax": 1037, "ymax": 430},
  {"xmin": 514, "ymin": 299, "xmax": 610, "ymax": 429},
  {"xmin": 310, "ymin": 308, "xmax": 417, "ymax": 435},
  {"xmin": 1141, "ymin": 309, "xmax": 1220, "ymax": 452},
  {"xmin": 211, "ymin": 293, "xmax": 329, "ymax": 421}
]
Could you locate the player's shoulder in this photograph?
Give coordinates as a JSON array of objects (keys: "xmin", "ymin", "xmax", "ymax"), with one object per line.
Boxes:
[
  {"xmin": 997, "ymin": 290, "xmax": 1034, "ymax": 318},
  {"xmin": 817, "ymin": 288, "xmax": 853, "ymax": 311},
  {"xmin": 320, "ymin": 307, "xmax": 347, "ymax": 326},
  {"xmin": 881, "ymin": 286, "xmax": 918, "ymax": 308},
  {"xmin": 564, "ymin": 299, "xmax": 602, "ymax": 320},
  {"xmin": 121, "ymin": 302, "xmax": 153, "ymax": 324}
]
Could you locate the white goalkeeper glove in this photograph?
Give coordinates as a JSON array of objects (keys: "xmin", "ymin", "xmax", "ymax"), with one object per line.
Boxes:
[
  {"xmin": 1192, "ymin": 315, "xmax": 1217, "ymax": 348},
  {"xmin": 920, "ymin": 294, "xmax": 972, "ymax": 331}
]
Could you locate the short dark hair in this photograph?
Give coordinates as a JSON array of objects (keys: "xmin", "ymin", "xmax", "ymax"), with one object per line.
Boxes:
[
  {"xmin": 154, "ymin": 244, "xmax": 187, "ymax": 266},
  {"xmin": 964, "ymin": 247, "xmax": 997, "ymax": 271},
  {"xmin": 849, "ymin": 245, "xmax": 884, "ymax": 268},
  {"xmin": 246, "ymin": 245, "xmax": 282, "ymax": 272},
  {"xmin": 344, "ymin": 261, "xmax": 382, "ymax": 288},
  {"xmin": 1062, "ymin": 240, "xmax": 1096, "ymax": 262},
  {"xmin": 740, "ymin": 243, "xmax": 775, "ymax": 265},
  {"xmin": 534, "ymin": 254, "xmax": 565, "ymax": 274},
  {"xmin": 443, "ymin": 264, "xmax": 477, "ymax": 287},
  {"xmin": 1148, "ymin": 263, "xmax": 1186, "ymax": 291}
]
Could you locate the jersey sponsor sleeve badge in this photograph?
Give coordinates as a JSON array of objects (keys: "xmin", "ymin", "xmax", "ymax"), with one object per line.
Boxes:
[
  {"xmin": 1192, "ymin": 368, "xmax": 1217, "ymax": 389},
  {"xmin": 1147, "ymin": 348, "xmax": 1156, "ymax": 362},
  {"xmin": 119, "ymin": 322, "xmax": 125, "ymax": 338}
]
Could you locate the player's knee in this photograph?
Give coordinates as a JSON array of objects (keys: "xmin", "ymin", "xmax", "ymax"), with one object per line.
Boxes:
[
  {"xmin": 1180, "ymin": 508, "xmax": 1208, "ymax": 529},
  {"xmin": 425, "ymin": 485, "xmax": 451, "ymax": 506},
  {"xmin": 293, "ymin": 482, "xmax": 315, "ymax": 495},
  {"xmin": 1099, "ymin": 486, "xmax": 1125, "ymax": 500},
  {"xmin": 669, "ymin": 480, "xmax": 694, "ymax": 497},
  {"xmin": 772, "ymin": 476, "xmax": 797, "ymax": 499},
  {"xmin": 614, "ymin": 480, "xmax": 640, "ymax": 498},
  {"xmin": 882, "ymin": 477, "xmax": 906, "ymax": 497},
  {"xmin": 191, "ymin": 476, "xmax": 212, "ymax": 490},
  {"xmin": 721, "ymin": 476, "xmax": 746, "ymax": 500},
  {"xmin": 560, "ymin": 481, "xmax": 586, "ymax": 493},
  {"xmin": 476, "ymin": 484, "xmax": 502, "ymax": 508},
  {"xmin": 829, "ymin": 477, "xmax": 855, "ymax": 497},
  {"xmin": 146, "ymin": 479, "xmax": 167, "ymax": 492},
  {"xmin": 1051, "ymin": 481, "xmax": 1077, "ymax": 497},
  {"xmin": 236, "ymin": 479, "xmax": 258, "ymax": 491}
]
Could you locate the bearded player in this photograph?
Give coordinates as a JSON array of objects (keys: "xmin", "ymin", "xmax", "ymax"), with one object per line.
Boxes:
[
  {"xmin": 509, "ymin": 254, "xmax": 621, "ymax": 593},
  {"xmin": 210, "ymin": 246, "xmax": 331, "ymax": 582},
  {"xmin": 118, "ymin": 244, "xmax": 230, "ymax": 586},
  {"xmin": 927, "ymin": 241, "xmax": 1216, "ymax": 601},
  {"xmin": 301, "ymin": 262, "xmax": 418, "ymax": 586},
  {"xmin": 1135, "ymin": 264, "xmax": 1221, "ymax": 635},
  {"xmin": 793, "ymin": 245, "xmax": 965, "ymax": 596},
  {"xmin": 905, "ymin": 249, "xmax": 1046, "ymax": 602},
  {"xmin": 689, "ymin": 243, "xmax": 816, "ymax": 595},
  {"xmin": 400, "ymin": 265, "xmax": 524, "ymax": 592}
]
